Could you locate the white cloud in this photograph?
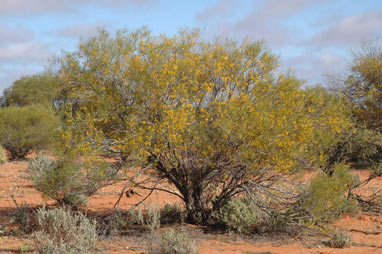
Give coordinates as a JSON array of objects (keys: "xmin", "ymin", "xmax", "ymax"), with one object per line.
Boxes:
[
  {"xmin": 0, "ymin": 0, "xmax": 159, "ymax": 15},
  {"xmin": 319, "ymin": 51, "xmax": 345, "ymax": 66},
  {"xmin": 56, "ymin": 22, "xmax": 109, "ymax": 39},
  {"xmin": 282, "ymin": 50, "xmax": 347, "ymax": 85},
  {"xmin": 196, "ymin": 0, "xmax": 238, "ymax": 22},
  {"xmin": 310, "ymin": 11, "xmax": 382, "ymax": 47},
  {"xmin": 197, "ymin": 0, "xmax": 327, "ymax": 47},
  {"xmin": 0, "ymin": 0, "xmax": 67, "ymax": 15},
  {"xmin": 196, "ymin": 0, "xmax": 381, "ymax": 85},
  {"xmin": 0, "ymin": 25, "xmax": 34, "ymax": 46},
  {"xmin": 0, "ymin": 41, "xmax": 51, "ymax": 63}
]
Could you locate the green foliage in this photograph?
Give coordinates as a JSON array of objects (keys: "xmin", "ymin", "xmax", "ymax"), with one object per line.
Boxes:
[
  {"xmin": 0, "ymin": 224, "xmax": 7, "ymax": 236},
  {"xmin": 326, "ymin": 125, "xmax": 382, "ymax": 164},
  {"xmin": 328, "ymin": 232, "xmax": 352, "ymax": 248},
  {"xmin": 302, "ymin": 85, "xmax": 353, "ymax": 168},
  {"xmin": 160, "ymin": 229, "xmax": 197, "ymax": 254},
  {"xmin": 302, "ymin": 163, "xmax": 357, "ymax": 223},
  {"xmin": 0, "ymin": 146, "xmax": 7, "ymax": 164},
  {"xmin": 220, "ymin": 198, "xmax": 261, "ymax": 234},
  {"xmin": 161, "ymin": 203, "xmax": 183, "ymax": 224},
  {"xmin": 103, "ymin": 208, "xmax": 143, "ymax": 235},
  {"xmin": 56, "ymin": 28, "xmax": 352, "ymax": 224},
  {"xmin": 32, "ymin": 206, "xmax": 97, "ymax": 254},
  {"xmin": 328, "ymin": 37, "xmax": 382, "ymax": 164},
  {"xmin": 2, "ymin": 72, "xmax": 57, "ymax": 107},
  {"xmin": 340, "ymin": 37, "xmax": 382, "ymax": 131},
  {"xmin": 27, "ymin": 155, "xmax": 113, "ymax": 206},
  {"xmin": 9, "ymin": 200, "xmax": 36, "ymax": 234},
  {"xmin": 20, "ymin": 244, "xmax": 29, "ymax": 253},
  {"xmin": 0, "ymin": 105, "xmax": 59, "ymax": 160}
]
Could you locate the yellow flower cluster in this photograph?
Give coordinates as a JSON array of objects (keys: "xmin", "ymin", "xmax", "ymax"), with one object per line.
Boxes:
[{"xmin": 58, "ymin": 28, "xmax": 352, "ymax": 174}]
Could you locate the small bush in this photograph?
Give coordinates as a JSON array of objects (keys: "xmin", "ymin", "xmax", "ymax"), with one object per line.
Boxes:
[
  {"xmin": 32, "ymin": 206, "xmax": 97, "ymax": 254},
  {"xmin": 140, "ymin": 203, "xmax": 161, "ymax": 254},
  {"xmin": 144, "ymin": 202, "xmax": 161, "ymax": 233},
  {"xmin": 0, "ymin": 105, "xmax": 59, "ymax": 160},
  {"xmin": 113, "ymin": 209, "xmax": 141, "ymax": 229},
  {"xmin": 301, "ymin": 163, "xmax": 357, "ymax": 223},
  {"xmin": 328, "ymin": 232, "xmax": 352, "ymax": 248},
  {"xmin": 9, "ymin": 200, "xmax": 36, "ymax": 234},
  {"xmin": 100, "ymin": 208, "xmax": 143, "ymax": 236},
  {"xmin": 260, "ymin": 212, "xmax": 292, "ymax": 234},
  {"xmin": 0, "ymin": 224, "xmax": 7, "ymax": 235},
  {"xmin": 27, "ymin": 155, "xmax": 112, "ymax": 207},
  {"xmin": 160, "ymin": 229, "xmax": 197, "ymax": 254},
  {"xmin": 220, "ymin": 198, "xmax": 261, "ymax": 234},
  {"xmin": 0, "ymin": 146, "xmax": 7, "ymax": 164},
  {"xmin": 161, "ymin": 203, "xmax": 183, "ymax": 224},
  {"xmin": 20, "ymin": 244, "xmax": 30, "ymax": 253}
]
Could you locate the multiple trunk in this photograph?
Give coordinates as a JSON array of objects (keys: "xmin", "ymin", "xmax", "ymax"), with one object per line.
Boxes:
[{"xmin": 150, "ymin": 155, "xmax": 246, "ymax": 225}]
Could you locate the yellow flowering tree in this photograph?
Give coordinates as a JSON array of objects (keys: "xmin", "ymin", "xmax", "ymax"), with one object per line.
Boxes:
[{"xmin": 57, "ymin": 28, "xmax": 351, "ymax": 224}]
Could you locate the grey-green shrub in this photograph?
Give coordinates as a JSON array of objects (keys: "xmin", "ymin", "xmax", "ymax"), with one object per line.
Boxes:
[
  {"xmin": 220, "ymin": 198, "xmax": 261, "ymax": 234},
  {"xmin": 0, "ymin": 104, "xmax": 59, "ymax": 159},
  {"xmin": 301, "ymin": 163, "xmax": 357, "ymax": 223},
  {"xmin": 0, "ymin": 146, "xmax": 7, "ymax": 164},
  {"xmin": 160, "ymin": 229, "xmax": 197, "ymax": 254},
  {"xmin": 102, "ymin": 208, "xmax": 143, "ymax": 236},
  {"xmin": 144, "ymin": 202, "xmax": 161, "ymax": 233},
  {"xmin": 32, "ymin": 207, "xmax": 97, "ymax": 254},
  {"xmin": 27, "ymin": 155, "xmax": 110, "ymax": 207},
  {"xmin": 328, "ymin": 232, "xmax": 352, "ymax": 248}
]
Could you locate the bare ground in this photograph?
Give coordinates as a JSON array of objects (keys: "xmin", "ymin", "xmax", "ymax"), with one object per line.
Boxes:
[{"xmin": 1, "ymin": 159, "xmax": 382, "ymax": 254}]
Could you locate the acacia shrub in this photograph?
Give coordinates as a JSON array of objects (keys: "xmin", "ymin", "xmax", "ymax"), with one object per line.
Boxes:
[
  {"xmin": 0, "ymin": 105, "xmax": 59, "ymax": 159},
  {"xmin": 301, "ymin": 163, "xmax": 358, "ymax": 223},
  {"xmin": 56, "ymin": 28, "xmax": 352, "ymax": 224},
  {"xmin": 2, "ymin": 72, "xmax": 57, "ymax": 107}
]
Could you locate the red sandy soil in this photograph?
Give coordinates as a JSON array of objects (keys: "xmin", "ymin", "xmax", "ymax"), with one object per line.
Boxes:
[{"xmin": 1, "ymin": 159, "xmax": 382, "ymax": 254}]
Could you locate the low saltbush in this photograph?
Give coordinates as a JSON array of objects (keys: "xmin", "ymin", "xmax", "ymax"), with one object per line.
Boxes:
[
  {"xmin": 220, "ymin": 198, "xmax": 261, "ymax": 234},
  {"xmin": 101, "ymin": 208, "xmax": 143, "ymax": 236},
  {"xmin": 328, "ymin": 232, "xmax": 352, "ymax": 248},
  {"xmin": 160, "ymin": 229, "xmax": 197, "ymax": 254},
  {"xmin": 144, "ymin": 202, "xmax": 161, "ymax": 233},
  {"xmin": 32, "ymin": 207, "xmax": 97, "ymax": 254}
]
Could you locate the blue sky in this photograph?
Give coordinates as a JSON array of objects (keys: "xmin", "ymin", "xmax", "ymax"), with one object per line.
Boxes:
[{"xmin": 1, "ymin": 0, "xmax": 381, "ymax": 94}]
